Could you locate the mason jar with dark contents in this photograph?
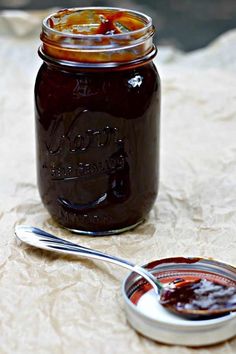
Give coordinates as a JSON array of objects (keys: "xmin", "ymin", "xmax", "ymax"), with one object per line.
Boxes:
[{"xmin": 35, "ymin": 7, "xmax": 161, "ymax": 235}]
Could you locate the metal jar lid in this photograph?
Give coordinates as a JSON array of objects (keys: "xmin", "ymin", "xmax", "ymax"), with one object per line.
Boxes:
[{"xmin": 122, "ymin": 257, "xmax": 236, "ymax": 346}]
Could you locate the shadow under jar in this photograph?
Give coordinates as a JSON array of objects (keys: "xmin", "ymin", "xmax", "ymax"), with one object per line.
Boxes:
[{"xmin": 35, "ymin": 7, "xmax": 161, "ymax": 235}]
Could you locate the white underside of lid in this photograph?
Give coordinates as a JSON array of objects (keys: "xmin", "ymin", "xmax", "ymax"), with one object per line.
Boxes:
[{"xmin": 136, "ymin": 289, "xmax": 236, "ymax": 327}]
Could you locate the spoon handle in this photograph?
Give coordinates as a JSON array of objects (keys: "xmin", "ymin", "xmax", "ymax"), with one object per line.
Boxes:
[{"xmin": 15, "ymin": 225, "xmax": 161, "ymax": 292}]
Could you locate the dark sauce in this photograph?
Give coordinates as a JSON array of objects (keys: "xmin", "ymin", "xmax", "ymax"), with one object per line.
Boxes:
[
  {"xmin": 35, "ymin": 62, "xmax": 160, "ymax": 232},
  {"xmin": 160, "ymin": 278, "xmax": 236, "ymax": 314},
  {"xmin": 95, "ymin": 13, "xmax": 123, "ymax": 35},
  {"xmin": 36, "ymin": 8, "xmax": 159, "ymax": 233}
]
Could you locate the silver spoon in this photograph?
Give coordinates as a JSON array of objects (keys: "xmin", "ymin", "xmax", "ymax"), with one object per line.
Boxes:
[
  {"xmin": 15, "ymin": 225, "xmax": 236, "ymax": 319},
  {"xmin": 15, "ymin": 225, "xmax": 162, "ymax": 293}
]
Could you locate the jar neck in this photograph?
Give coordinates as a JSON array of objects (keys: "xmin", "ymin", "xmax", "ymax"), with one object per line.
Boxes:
[
  {"xmin": 40, "ymin": 7, "xmax": 157, "ymax": 69},
  {"xmin": 39, "ymin": 45, "xmax": 157, "ymax": 70}
]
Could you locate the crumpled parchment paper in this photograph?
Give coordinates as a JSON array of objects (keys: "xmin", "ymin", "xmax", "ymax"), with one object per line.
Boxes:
[{"xmin": 0, "ymin": 10, "xmax": 236, "ymax": 354}]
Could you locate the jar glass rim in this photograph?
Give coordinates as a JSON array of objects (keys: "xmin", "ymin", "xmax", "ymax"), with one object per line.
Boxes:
[{"xmin": 42, "ymin": 7, "xmax": 153, "ymax": 39}]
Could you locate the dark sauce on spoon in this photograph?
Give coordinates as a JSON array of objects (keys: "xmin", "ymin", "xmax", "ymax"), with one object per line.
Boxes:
[{"xmin": 160, "ymin": 278, "xmax": 236, "ymax": 317}]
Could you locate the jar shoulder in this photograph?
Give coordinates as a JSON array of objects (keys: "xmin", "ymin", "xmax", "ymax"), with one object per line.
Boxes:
[
  {"xmin": 35, "ymin": 61, "xmax": 160, "ymax": 89},
  {"xmin": 35, "ymin": 61, "xmax": 160, "ymax": 118}
]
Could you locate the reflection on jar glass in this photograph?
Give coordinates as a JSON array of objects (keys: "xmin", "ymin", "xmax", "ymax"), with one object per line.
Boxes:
[{"xmin": 35, "ymin": 7, "xmax": 161, "ymax": 235}]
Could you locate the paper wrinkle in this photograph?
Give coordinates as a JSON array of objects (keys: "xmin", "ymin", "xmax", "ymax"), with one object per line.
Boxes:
[{"xmin": 0, "ymin": 10, "xmax": 236, "ymax": 353}]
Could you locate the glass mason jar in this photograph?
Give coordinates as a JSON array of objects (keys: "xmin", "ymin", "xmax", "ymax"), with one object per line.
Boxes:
[{"xmin": 35, "ymin": 7, "xmax": 161, "ymax": 235}]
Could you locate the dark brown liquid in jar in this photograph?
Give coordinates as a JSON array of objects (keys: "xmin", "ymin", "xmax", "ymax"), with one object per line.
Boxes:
[{"xmin": 35, "ymin": 8, "xmax": 160, "ymax": 234}]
